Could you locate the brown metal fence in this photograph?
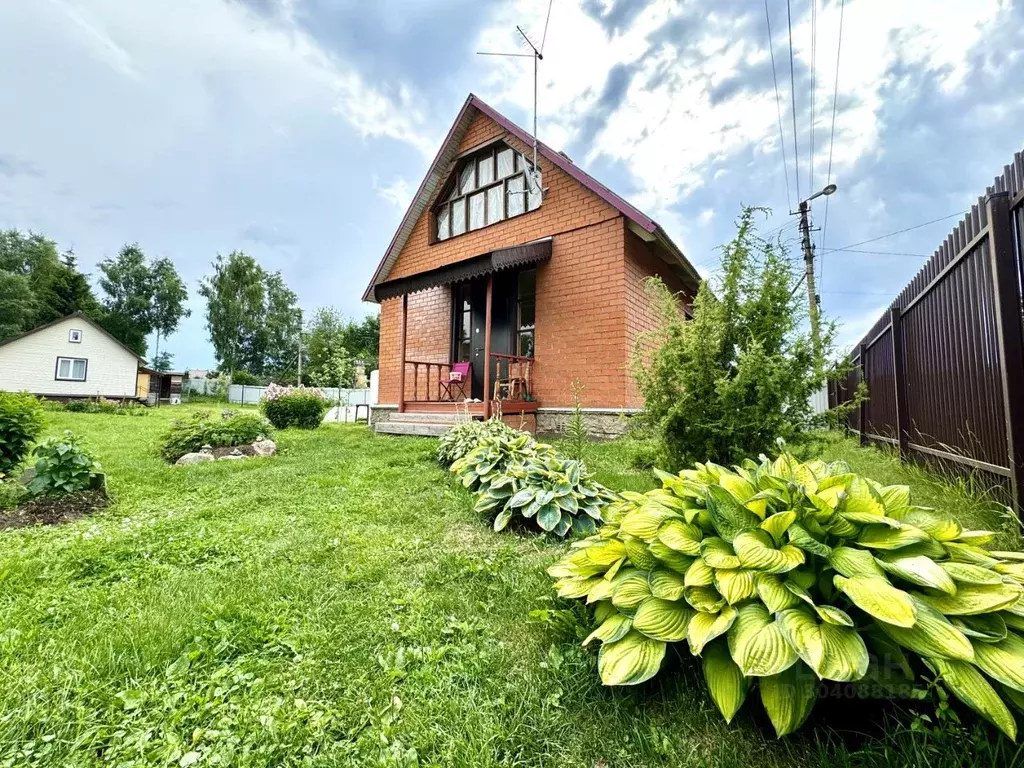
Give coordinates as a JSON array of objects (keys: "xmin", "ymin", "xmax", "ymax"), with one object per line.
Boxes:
[{"xmin": 830, "ymin": 150, "xmax": 1024, "ymax": 513}]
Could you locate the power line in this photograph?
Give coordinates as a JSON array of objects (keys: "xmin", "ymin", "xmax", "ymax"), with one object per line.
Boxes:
[
  {"xmin": 819, "ymin": 0, "xmax": 846, "ymax": 290},
  {"xmin": 809, "ymin": 0, "xmax": 817, "ymax": 197},
  {"xmin": 823, "ymin": 210, "xmax": 968, "ymax": 253},
  {"xmin": 786, "ymin": 0, "xmax": 801, "ymax": 204},
  {"xmin": 764, "ymin": 0, "xmax": 792, "ymax": 212},
  {"xmin": 823, "ymin": 248, "xmax": 932, "ymax": 258}
]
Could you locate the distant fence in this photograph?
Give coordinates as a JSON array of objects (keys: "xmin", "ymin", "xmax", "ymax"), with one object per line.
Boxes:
[
  {"xmin": 227, "ymin": 385, "xmax": 372, "ymax": 407},
  {"xmin": 831, "ymin": 149, "xmax": 1024, "ymax": 513}
]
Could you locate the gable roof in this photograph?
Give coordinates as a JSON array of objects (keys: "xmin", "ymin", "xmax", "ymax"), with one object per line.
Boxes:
[
  {"xmin": 362, "ymin": 93, "xmax": 700, "ymax": 302},
  {"xmin": 0, "ymin": 311, "xmax": 147, "ymax": 363}
]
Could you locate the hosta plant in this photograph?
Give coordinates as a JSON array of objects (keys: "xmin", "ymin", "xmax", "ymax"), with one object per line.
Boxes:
[
  {"xmin": 452, "ymin": 433, "xmax": 617, "ymax": 537},
  {"xmin": 549, "ymin": 450, "xmax": 1024, "ymax": 738},
  {"xmin": 437, "ymin": 418, "xmax": 520, "ymax": 467}
]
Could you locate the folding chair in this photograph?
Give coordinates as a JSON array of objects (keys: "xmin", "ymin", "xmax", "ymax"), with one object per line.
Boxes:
[{"xmin": 439, "ymin": 362, "xmax": 471, "ymax": 401}]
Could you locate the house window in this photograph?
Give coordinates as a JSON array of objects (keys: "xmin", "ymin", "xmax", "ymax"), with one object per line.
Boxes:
[
  {"xmin": 56, "ymin": 356, "xmax": 88, "ymax": 381},
  {"xmin": 433, "ymin": 141, "xmax": 540, "ymax": 242},
  {"xmin": 516, "ymin": 269, "xmax": 536, "ymax": 358},
  {"xmin": 455, "ymin": 285, "xmax": 472, "ymax": 361},
  {"xmin": 69, "ymin": 329, "xmax": 83, "ymax": 343}
]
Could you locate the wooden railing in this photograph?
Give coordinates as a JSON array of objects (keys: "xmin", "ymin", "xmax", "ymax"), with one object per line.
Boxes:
[
  {"xmin": 491, "ymin": 353, "xmax": 534, "ymax": 401},
  {"xmin": 403, "ymin": 360, "xmax": 452, "ymax": 402}
]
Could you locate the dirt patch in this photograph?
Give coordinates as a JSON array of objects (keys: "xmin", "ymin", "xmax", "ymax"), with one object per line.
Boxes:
[
  {"xmin": 211, "ymin": 444, "xmax": 257, "ymax": 459},
  {"xmin": 0, "ymin": 491, "xmax": 108, "ymax": 531}
]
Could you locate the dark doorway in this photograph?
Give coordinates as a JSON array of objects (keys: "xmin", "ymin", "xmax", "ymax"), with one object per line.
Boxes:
[{"xmin": 452, "ymin": 273, "xmax": 517, "ymax": 399}]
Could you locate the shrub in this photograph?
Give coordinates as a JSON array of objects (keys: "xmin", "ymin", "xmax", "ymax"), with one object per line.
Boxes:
[
  {"xmin": 452, "ymin": 433, "xmax": 618, "ymax": 537},
  {"xmin": 633, "ymin": 208, "xmax": 835, "ymax": 469},
  {"xmin": 0, "ymin": 481, "xmax": 27, "ymax": 510},
  {"xmin": 160, "ymin": 410, "xmax": 271, "ymax": 462},
  {"xmin": 66, "ymin": 399, "xmax": 92, "ymax": 413},
  {"xmin": 27, "ymin": 431, "xmax": 102, "ymax": 497},
  {"xmin": 230, "ymin": 369, "xmax": 263, "ymax": 386},
  {"xmin": 260, "ymin": 385, "xmax": 329, "ymax": 429},
  {"xmin": 437, "ymin": 418, "xmax": 519, "ymax": 467},
  {"xmin": 0, "ymin": 391, "xmax": 44, "ymax": 476},
  {"xmin": 549, "ymin": 448, "xmax": 1024, "ymax": 739}
]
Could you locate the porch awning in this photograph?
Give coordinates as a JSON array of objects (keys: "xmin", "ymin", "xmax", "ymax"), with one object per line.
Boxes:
[{"xmin": 373, "ymin": 238, "xmax": 552, "ymax": 302}]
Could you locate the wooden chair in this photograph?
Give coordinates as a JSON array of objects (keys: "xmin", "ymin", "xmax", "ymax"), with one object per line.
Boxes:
[
  {"xmin": 494, "ymin": 359, "xmax": 530, "ymax": 401},
  {"xmin": 439, "ymin": 362, "xmax": 471, "ymax": 401}
]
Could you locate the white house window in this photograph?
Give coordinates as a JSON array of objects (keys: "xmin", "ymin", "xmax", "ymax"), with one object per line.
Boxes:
[
  {"xmin": 56, "ymin": 357, "xmax": 87, "ymax": 382},
  {"xmin": 434, "ymin": 142, "xmax": 541, "ymax": 242},
  {"xmin": 68, "ymin": 329, "xmax": 83, "ymax": 343}
]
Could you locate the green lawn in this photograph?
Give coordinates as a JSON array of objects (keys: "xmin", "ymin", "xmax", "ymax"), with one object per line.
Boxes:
[{"xmin": 0, "ymin": 408, "xmax": 1019, "ymax": 767}]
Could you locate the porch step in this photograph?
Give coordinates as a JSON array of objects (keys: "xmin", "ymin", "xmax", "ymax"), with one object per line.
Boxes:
[
  {"xmin": 375, "ymin": 421, "xmax": 452, "ymax": 437},
  {"xmin": 389, "ymin": 412, "xmax": 466, "ymax": 424}
]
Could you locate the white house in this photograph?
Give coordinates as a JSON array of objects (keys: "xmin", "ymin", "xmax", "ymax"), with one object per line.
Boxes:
[{"xmin": 0, "ymin": 312, "xmax": 144, "ymax": 399}]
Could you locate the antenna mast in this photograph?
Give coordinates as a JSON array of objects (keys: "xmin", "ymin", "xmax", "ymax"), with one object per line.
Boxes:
[{"xmin": 476, "ymin": 4, "xmax": 552, "ymax": 199}]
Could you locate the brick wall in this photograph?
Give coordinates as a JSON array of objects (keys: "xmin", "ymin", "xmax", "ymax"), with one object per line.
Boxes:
[{"xmin": 378, "ymin": 286, "xmax": 451, "ymax": 404}]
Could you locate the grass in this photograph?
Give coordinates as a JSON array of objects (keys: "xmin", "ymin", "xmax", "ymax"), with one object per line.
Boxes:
[{"xmin": 0, "ymin": 408, "xmax": 1020, "ymax": 767}]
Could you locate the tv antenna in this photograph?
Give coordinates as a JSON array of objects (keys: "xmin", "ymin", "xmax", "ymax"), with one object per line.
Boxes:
[{"xmin": 477, "ymin": 3, "xmax": 553, "ymax": 199}]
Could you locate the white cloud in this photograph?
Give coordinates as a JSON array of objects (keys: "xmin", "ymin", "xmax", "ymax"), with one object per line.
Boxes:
[{"xmin": 373, "ymin": 175, "xmax": 414, "ymax": 209}]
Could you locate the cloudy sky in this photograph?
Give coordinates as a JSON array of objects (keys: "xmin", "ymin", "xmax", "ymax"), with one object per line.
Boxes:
[{"xmin": 1, "ymin": 0, "xmax": 1021, "ymax": 369}]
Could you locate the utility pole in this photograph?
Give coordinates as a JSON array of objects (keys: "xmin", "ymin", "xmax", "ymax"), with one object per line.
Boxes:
[
  {"xmin": 798, "ymin": 200, "xmax": 821, "ymax": 362},
  {"xmin": 297, "ymin": 332, "xmax": 303, "ymax": 386}
]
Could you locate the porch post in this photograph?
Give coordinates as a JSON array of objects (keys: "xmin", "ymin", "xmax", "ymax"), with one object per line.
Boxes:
[
  {"xmin": 483, "ymin": 274, "xmax": 493, "ymax": 419},
  {"xmin": 398, "ymin": 294, "xmax": 408, "ymax": 413}
]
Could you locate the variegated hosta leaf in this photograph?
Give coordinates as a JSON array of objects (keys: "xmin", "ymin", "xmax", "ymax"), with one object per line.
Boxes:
[
  {"xmin": 889, "ymin": 506, "xmax": 961, "ymax": 542},
  {"xmin": 585, "ymin": 540, "xmax": 627, "ymax": 567},
  {"xmin": 555, "ymin": 576, "xmax": 603, "ymax": 599},
  {"xmin": 705, "ymin": 485, "xmax": 761, "ymax": 542},
  {"xmin": 718, "ymin": 473, "xmax": 757, "ymax": 504},
  {"xmin": 952, "ymin": 614, "xmax": 1007, "ymax": 643},
  {"xmin": 919, "ymin": 583, "xmax": 1022, "ymax": 616},
  {"xmin": 684, "ymin": 558, "xmax": 715, "ymax": 588},
  {"xmin": 761, "ymin": 510, "xmax": 798, "ymax": 545},
  {"xmin": 929, "ymin": 657, "xmax": 1018, "ymax": 740},
  {"xmin": 972, "ymin": 632, "xmax": 1024, "ymax": 692},
  {"xmin": 756, "ymin": 574, "xmax": 802, "ymax": 613},
  {"xmin": 823, "ymin": 548, "xmax": 888, "ymax": 581},
  {"xmin": 956, "ymin": 530, "xmax": 997, "ymax": 546},
  {"xmin": 777, "ymin": 608, "xmax": 869, "ymax": 681},
  {"xmin": 593, "ymin": 600, "xmax": 615, "ymax": 623},
  {"xmin": 834, "ymin": 575, "xmax": 917, "ymax": 628},
  {"xmin": 945, "ymin": 541, "xmax": 1000, "ymax": 568},
  {"xmin": 995, "ymin": 562, "xmax": 1024, "ymax": 583},
  {"xmin": 856, "ymin": 523, "xmax": 931, "ymax": 550},
  {"xmin": 685, "ymin": 585, "xmax": 727, "ymax": 614},
  {"xmin": 876, "ymin": 596, "xmax": 975, "ymax": 662},
  {"xmin": 714, "ymin": 568, "xmax": 758, "ymax": 605},
  {"xmin": 992, "ymin": 551, "xmax": 1024, "ymax": 562},
  {"xmin": 733, "ymin": 529, "xmax": 805, "ymax": 574},
  {"xmin": 611, "ymin": 571, "xmax": 652, "ymax": 610},
  {"xmin": 760, "ymin": 661, "xmax": 818, "ymax": 737},
  {"xmin": 842, "ymin": 477, "xmax": 886, "ymax": 520},
  {"xmin": 624, "ymin": 538, "xmax": 657, "ymax": 570},
  {"xmin": 583, "ymin": 612, "xmax": 632, "ymax": 645},
  {"xmin": 879, "ymin": 484, "xmax": 911, "ymax": 510},
  {"xmin": 939, "ymin": 561, "xmax": 1004, "ymax": 586},
  {"xmin": 598, "ymin": 630, "xmax": 667, "ymax": 686},
  {"xmin": 787, "ymin": 523, "xmax": 832, "ymax": 557},
  {"xmin": 874, "ymin": 553, "xmax": 957, "ymax": 595},
  {"xmin": 702, "ymin": 638, "xmax": 748, "ymax": 723},
  {"xmin": 657, "ymin": 519, "xmax": 703, "ymax": 555},
  {"xmin": 647, "ymin": 541, "xmax": 694, "ymax": 573},
  {"xmin": 727, "ymin": 604, "xmax": 799, "ymax": 677},
  {"xmin": 620, "ymin": 502, "xmax": 676, "ymax": 542},
  {"xmin": 688, "ymin": 606, "xmax": 738, "ymax": 655},
  {"xmin": 700, "ymin": 537, "xmax": 741, "ymax": 569},
  {"xmin": 649, "ymin": 568, "xmax": 687, "ymax": 601},
  {"xmin": 585, "ymin": 578, "xmax": 615, "ymax": 604},
  {"xmin": 632, "ymin": 597, "xmax": 694, "ymax": 642}
]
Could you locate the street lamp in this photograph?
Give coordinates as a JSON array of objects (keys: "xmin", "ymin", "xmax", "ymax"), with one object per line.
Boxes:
[{"xmin": 796, "ymin": 184, "xmax": 838, "ymax": 368}]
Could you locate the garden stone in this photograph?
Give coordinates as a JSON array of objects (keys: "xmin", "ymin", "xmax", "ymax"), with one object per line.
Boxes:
[
  {"xmin": 200, "ymin": 444, "xmax": 214, "ymax": 454},
  {"xmin": 217, "ymin": 453, "xmax": 246, "ymax": 461},
  {"xmin": 252, "ymin": 439, "xmax": 277, "ymax": 457},
  {"xmin": 176, "ymin": 452, "xmax": 214, "ymax": 466}
]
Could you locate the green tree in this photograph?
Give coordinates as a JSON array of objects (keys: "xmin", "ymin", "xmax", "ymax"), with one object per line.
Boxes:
[
  {"xmin": 98, "ymin": 244, "xmax": 156, "ymax": 355},
  {"xmin": 150, "ymin": 257, "xmax": 190, "ymax": 365},
  {"xmin": 305, "ymin": 307, "xmax": 352, "ymax": 388},
  {"xmin": 345, "ymin": 313, "xmax": 380, "ymax": 372},
  {"xmin": 260, "ymin": 272, "xmax": 301, "ymax": 378},
  {"xmin": 0, "ymin": 270, "xmax": 34, "ymax": 338},
  {"xmin": 152, "ymin": 351, "xmax": 174, "ymax": 372},
  {"xmin": 633, "ymin": 207, "xmax": 832, "ymax": 468}
]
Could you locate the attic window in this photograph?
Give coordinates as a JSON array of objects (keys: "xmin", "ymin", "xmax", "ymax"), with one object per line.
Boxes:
[
  {"xmin": 69, "ymin": 329, "xmax": 83, "ymax": 343},
  {"xmin": 434, "ymin": 142, "xmax": 540, "ymax": 242}
]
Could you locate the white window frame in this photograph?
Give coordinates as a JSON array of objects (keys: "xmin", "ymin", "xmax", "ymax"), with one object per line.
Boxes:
[
  {"xmin": 55, "ymin": 356, "xmax": 88, "ymax": 382},
  {"xmin": 68, "ymin": 329, "xmax": 83, "ymax": 343}
]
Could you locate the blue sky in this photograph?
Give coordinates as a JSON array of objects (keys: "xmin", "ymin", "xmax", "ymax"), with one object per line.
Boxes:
[{"xmin": 1, "ymin": 0, "xmax": 1022, "ymax": 370}]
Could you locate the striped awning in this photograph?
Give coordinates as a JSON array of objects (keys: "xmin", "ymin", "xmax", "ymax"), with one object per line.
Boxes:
[{"xmin": 373, "ymin": 239, "xmax": 552, "ymax": 301}]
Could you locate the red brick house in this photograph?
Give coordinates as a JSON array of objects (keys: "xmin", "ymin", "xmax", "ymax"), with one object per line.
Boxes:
[{"xmin": 363, "ymin": 94, "xmax": 700, "ymax": 436}]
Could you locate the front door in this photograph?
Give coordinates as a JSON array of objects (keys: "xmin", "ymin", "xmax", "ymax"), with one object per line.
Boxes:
[{"xmin": 452, "ymin": 276, "xmax": 515, "ymax": 400}]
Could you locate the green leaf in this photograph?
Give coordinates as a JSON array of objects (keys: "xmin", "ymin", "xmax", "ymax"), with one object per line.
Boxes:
[
  {"xmin": 705, "ymin": 485, "xmax": 760, "ymax": 542},
  {"xmin": 874, "ymin": 554, "xmax": 957, "ymax": 595},
  {"xmin": 733, "ymin": 529, "xmax": 805, "ymax": 574},
  {"xmin": 612, "ymin": 572, "xmax": 652, "ymax": 610},
  {"xmin": 687, "ymin": 606, "xmax": 738, "ymax": 655},
  {"xmin": 700, "ymin": 537, "xmax": 741, "ymax": 569},
  {"xmin": 536, "ymin": 503, "xmax": 562, "ymax": 532},
  {"xmin": 787, "ymin": 523, "xmax": 832, "ymax": 557},
  {"xmin": 684, "ymin": 558, "xmax": 715, "ymax": 588},
  {"xmin": 919, "ymin": 583, "xmax": 1022, "ymax": 616},
  {"xmin": 973, "ymin": 633, "xmax": 1024, "ymax": 692},
  {"xmin": 624, "ymin": 538, "xmax": 656, "ymax": 570},
  {"xmin": 684, "ymin": 585, "xmax": 726, "ymax": 614},
  {"xmin": 702, "ymin": 639, "xmax": 748, "ymax": 723},
  {"xmin": 756, "ymin": 573, "xmax": 802, "ymax": 613},
  {"xmin": 621, "ymin": 501, "xmax": 676, "ymax": 541},
  {"xmin": 649, "ymin": 568, "xmax": 687, "ymax": 601},
  {"xmin": 657, "ymin": 519, "xmax": 703, "ymax": 555},
  {"xmin": 951, "ymin": 614, "xmax": 1007, "ymax": 643},
  {"xmin": 727, "ymin": 603, "xmax": 798, "ymax": 677},
  {"xmin": 856, "ymin": 524, "xmax": 930, "ymax": 550},
  {"xmin": 828, "ymin": 547, "xmax": 887, "ymax": 579},
  {"xmin": 930, "ymin": 657, "xmax": 1017, "ymax": 741},
  {"xmin": 632, "ymin": 597, "xmax": 694, "ymax": 642},
  {"xmin": 493, "ymin": 508, "xmax": 513, "ymax": 531},
  {"xmin": 583, "ymin": 612, "xmax": 633, "ymax": 646},
  {"xmin": 714, "ymin": 568, "xmax": 758, "ymax": 605},
  {"xmin": 876, "ymin": 596, "xmax": 975, "ymax": 662},
  {"xmin": 507, "ymin": 488, "xmax": 534, "ymax": 508},
  {"xmin": 777, "ymin": 607, "xmax": 869, "ymax": 682},
  {"xmin": 598, "ymin": 631, "xmax": 667, "ymax": 686},
  {"xmin": 761, "ymin": 510, "xmax": 798, "ymax": 545},
  {"xmin": 760, "ymin": 661, "xmax": 818, "ymax": 737},
  {"xmin": 834, "ymin": 574, "xmax": 916, "ymax": 628}
]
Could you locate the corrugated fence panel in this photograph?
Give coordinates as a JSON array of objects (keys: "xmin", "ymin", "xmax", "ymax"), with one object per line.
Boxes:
[{"xmin": 863, "ymin": 328, "xmax": 896, "ymax": 440}]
